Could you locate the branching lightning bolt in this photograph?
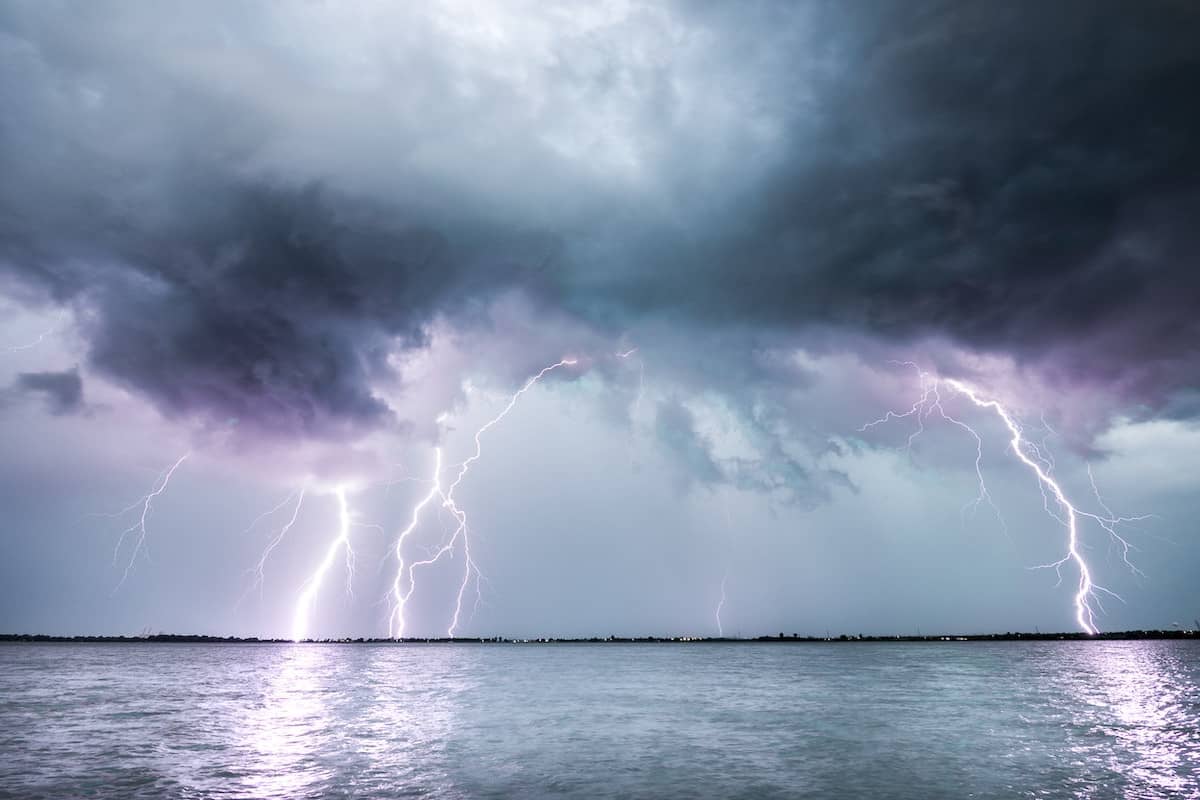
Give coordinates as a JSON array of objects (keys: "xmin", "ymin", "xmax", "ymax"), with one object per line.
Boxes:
[
  {"xmin": 861, "ymin": 363, "xmax": 1151, "ymax": 633},
  {"xmin": 944, "ymin": 377, "xmax": 1128, "ymax": 634},
  {"xmin": 241, "ymin": 488, "xmax": 307, "ymax": 604},
  {"xmin": 1086, "ymin": 462, "xmax": 1145, "ymax": 579},
  {"xmin": 860, "ymin": 365, "xmax": 1005, "ymax": 531},
  {"xmin": 108, "ymin": 452, "xmax": 190, "ymax": 592},
  {"xmin": 388, "ymin": 449, "xmax": 444, "ymax": 638},
  {"xmin": 388, "ymin": 358, "xmax": 576, "ymax": 639}
]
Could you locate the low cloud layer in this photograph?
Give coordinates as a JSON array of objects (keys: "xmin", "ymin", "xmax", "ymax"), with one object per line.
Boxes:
[{"xmin": 13, "ymin": 367, "xmax": 83, "ymax": 415}]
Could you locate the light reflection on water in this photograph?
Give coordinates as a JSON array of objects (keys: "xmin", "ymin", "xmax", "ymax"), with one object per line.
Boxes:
[
  {"xmin": 1062, "ymin": 643, "xmax": 1200, "ymax": 799},
  {"xmin": 238, "ymin": 646, "xmax": 337, "ymax": 798},
  {"xmin": 0, "ymin": 641, "xmax": 1197, "ymax": 798}
]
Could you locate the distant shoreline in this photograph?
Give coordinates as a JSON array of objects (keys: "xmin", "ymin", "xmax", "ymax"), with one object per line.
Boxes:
[{"xmin": 1, "ymin": 630, "xmax": 1197, "ymax": 645}]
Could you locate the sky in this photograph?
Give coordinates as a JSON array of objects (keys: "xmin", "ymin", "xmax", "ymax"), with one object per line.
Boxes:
[{"xmin": 1, "ymin": 0, "xmax": 1198, "ymax": 639}]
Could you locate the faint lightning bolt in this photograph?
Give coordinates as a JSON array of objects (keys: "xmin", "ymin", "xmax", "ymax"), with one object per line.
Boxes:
[
  {"xmin": 861, "ymin": 364, "xmax": 1005, "ymax": 531},
  {"xmin": 715, "ymin": 572, "xmax": 728, "ymax": 637},
  {"xmin": 616, "ymin": 346, "xmax": 645, "ymax": 470},
  {"xmin": 391, "ymin": 358, "xmax": 576, "ymax": 639},
  {"xmin": 713, "ymin": 496, "xmax": 735, "ymax": 637},
  {"xmin": 1085, "ymin": 462, "xmax": 1146, "ymax": 579},
  {"xmin": 616, "ymin": 347, "xmax": 645, "ymax": 418},
  {"xmin": 243, "ymin": 489, "xmax": 306, "ymax": 537},
  {"xmin": 241, "ymin": 488, "xmax": 307, "ymax": 604},
  {"xmin": 861, "ymin": 363, "xmax": 1151, "ymax": 633},
  {"xmin": 291, "ymin": 488, "xmax": 353, "ymax": 642},
  {"xmin": 4, "ymin": 310, "xmax": 67, "ymax": 353},
  {"xmin": 109, "ymin": 452, "xmax": 190, "ymax": 592}
]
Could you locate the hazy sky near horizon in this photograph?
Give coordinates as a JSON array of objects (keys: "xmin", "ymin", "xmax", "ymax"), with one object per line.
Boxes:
[{"xmin": 1, "ymin": 0, "xmax": 1198, "ymax": 638}]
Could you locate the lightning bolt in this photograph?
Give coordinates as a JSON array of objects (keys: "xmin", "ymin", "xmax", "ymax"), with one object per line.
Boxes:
[
  {"xmin": 616, "ymin": 346, "xmax": 645, "ymax": 470},
  {"xmin": 291, "ymin": 487, "xmax": 353, "ymax": 642},
  {"xmin": 240, "ymin": 488, "xmax": 307, "ymax": 604},
  {"xmin": 860, "ymin": 364, "xmax": 1005, "ymax": 530},
  {"xmin": 616, "ymin": 346, "xmax": 645, "ymax": 417},
  {"xmin": 714, "ymin": 496, "xmax": 735, "ymax": 637},
  {"xmin": 861, "ymin": 363, "xmax": 1150, "ymax": 633},
  {"xmin": 4, "ymin": 310, "xmax": 67, "ymax": 353},
  {"xmin": 715, "ymin": 572, "xmax": 728, "ymax": 637},
  {"xmin": 387, "ymin": 449, "xmax": 444, "ymax": 639},
  {"xmin": 1086, "ymin": 462, "xmax": 1145, "ymax": 579},
  {"xmin": 389, "ymin": 358, "xmax": 577, "ymax": 639},
  {"xmin": 108, "ymin": 452, "xmax": 190, "ymax": 592}
]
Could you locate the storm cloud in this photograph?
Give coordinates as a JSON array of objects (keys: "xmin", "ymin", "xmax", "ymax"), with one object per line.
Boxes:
[
  {"xmin": 1, "ymin": 0, "xmax": 1198, "ymax": 445},
  {"xmin": 13, "ymin": 367, "xmax": 83, "ymax": 415}
]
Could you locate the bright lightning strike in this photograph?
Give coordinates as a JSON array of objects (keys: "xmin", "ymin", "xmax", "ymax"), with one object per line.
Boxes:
[
  {"xmin": 109, "ymin": 452, "xmax": 190, "ymax": 591},
  {"xmin": 944, "ymin": 378, "xmax": 1112, "ymax": 633},
  {"xmin": 389, "ymin": 358, "xmax": 577, "ymax": 639},
  {"xmin": 291, "ymin": 488, "xmax": 353, "ymax": 642},
  {"xmin": 861, "ymin": 364, "xmax": 1151, "ymax": 634},
  {"xmin": 388, "ymin": 449, "xmax": 444, "ymax": 639}
]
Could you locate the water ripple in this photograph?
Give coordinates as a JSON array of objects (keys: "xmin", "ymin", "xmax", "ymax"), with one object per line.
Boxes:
[{"xmin": 0, "ymin": 641, "xmax": 1197, "ymax": 799}]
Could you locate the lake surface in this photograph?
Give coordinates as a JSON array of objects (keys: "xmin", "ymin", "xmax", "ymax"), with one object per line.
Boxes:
[{"xmin": 0, "ymin": 641, "xmax": 1197, "ymax": 799}]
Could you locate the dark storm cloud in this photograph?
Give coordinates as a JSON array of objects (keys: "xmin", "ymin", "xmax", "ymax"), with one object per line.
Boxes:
[
  {"xmin": 1, "ymin": 0, "xmax": 1198, "ymax": 445},
  {"xmin": 14, "ymin": 367, "xmax": 83, "ymax": 415},
  {"xmin": 0, "ymin": 1, "xmax": 564, "ymax": 438},
  {"xmin": 588, "ymin": 1, "xmax": 1200, "ymax": 410},
  {"xmin": 84, "ymin": 182, "xmax": 559, "ymax": 438},
  {"xmin": 2, "ymin": 174, "xmax": 552, "ymax": 437}
]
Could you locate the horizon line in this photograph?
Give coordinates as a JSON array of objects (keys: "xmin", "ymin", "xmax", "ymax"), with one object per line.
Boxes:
[{"xmin": 2, "ymin": 629, "xmax": 1198, "ymax": 645}]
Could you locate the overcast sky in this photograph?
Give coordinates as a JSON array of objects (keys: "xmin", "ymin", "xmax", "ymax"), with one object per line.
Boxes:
[{"xmin": 1, "ymin": 0, "xmax": 1198, "ymax": 638}]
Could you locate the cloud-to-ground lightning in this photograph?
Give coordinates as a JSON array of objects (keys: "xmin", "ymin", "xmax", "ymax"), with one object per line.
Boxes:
[
  {"xmin": 291, "ymin": 488, "xmax": 353, "ymax": 642},
  {"xmin": 713, "ymin": 496, "xmax": 735, "ymax": 637},
  {"xmin": 860, "ymin": 364, "xmax": 1150, "ymax": 633},
  {"xmin": 388, "ymin": 358, "xmax": 577, "ymax": 639},
  {"xmin": 715, "ymin": 572, "xmax": 728, "ymax": 637},
  {"xmin": 942, "ymin": 378, "xmax": 1140, "ymax": 633},
  {"xmin": 107, "ymin": 452, "xmax": 190, "ymax": 591},
  {"xmin": 387, "ymin": 449, "xmax": 444, "ymax": 638}
]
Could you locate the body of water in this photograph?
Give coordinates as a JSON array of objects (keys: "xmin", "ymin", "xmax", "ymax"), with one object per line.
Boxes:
[{"xmin": 0, "ymin": 640, "xmax": 1197, "ymax": 798}]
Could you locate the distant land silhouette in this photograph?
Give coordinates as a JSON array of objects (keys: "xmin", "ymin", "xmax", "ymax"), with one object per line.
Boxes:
[{"xmin": 1, "ymin": 630, "xmax": 1197, "ymax": 644}]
